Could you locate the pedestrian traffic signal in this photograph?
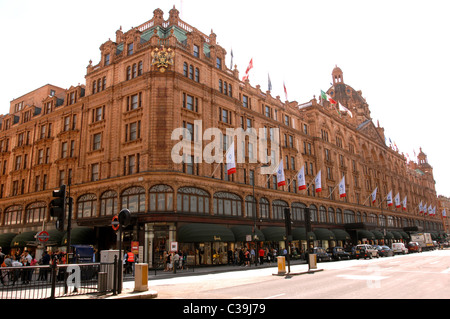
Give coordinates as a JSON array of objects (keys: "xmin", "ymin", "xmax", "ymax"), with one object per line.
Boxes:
[{"xmin": 50, "ymin": 185, "xmax": 66, "ymax": 231}]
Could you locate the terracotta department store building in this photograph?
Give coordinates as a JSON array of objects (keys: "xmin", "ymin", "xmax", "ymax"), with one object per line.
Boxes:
[{"xmin": 0, "ymin": 7, "xmax": 446, "ymax": 265}]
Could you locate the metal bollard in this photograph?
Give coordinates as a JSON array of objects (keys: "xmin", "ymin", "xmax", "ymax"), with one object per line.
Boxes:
[{"xmin": 98, "ymin": 272, "xmax": 107, "ymax": 293}]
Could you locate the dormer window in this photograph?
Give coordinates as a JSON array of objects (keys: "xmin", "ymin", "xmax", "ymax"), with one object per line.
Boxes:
[
  {"xmin": 193, "ymin": 45, "xmax": 199, "ymax": 58},
  {"xmin": 127, "ymin": 43, "xmax": 134, "ymax": 56},
  {"xmin": 104, "ymin": 53, "xmax": 110, "ymax": 66}
]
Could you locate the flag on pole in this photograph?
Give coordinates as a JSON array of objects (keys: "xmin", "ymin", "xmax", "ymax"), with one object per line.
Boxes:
[
  {"xmin": 424, "ymin": 203, "xmax": 428, "ymax": 215},
  {"xmin": 268, "ymin": 74, "xmax": 272, "ymax": 91},
  {"xmin": 315, "ymin": 170, "xmax": 322, "ymax": 193},
  {"xmin": 276, "ymin": 159, "xmax": 286, "ymax": 187},
  {"xmin": 225, "ymin": 141, "xmax": 236, "ymax": 175},
  {"xmin": 283, "ymin": 81, "xmax": 288, "ymax": 101},
  {"xmin": 338, "ymin": 176, "xmax": 346, "ymax": 198},
  {"xmin": 394, "ymin": 193, "xmax": 401, "ymax": 208},
  {"xmin": 443, "ymin": 209, "xmax": 447, "ymax": 218},
  {"xmin": 230, "ymin": 48, "xmax": 234, "ymax": 69},
  {"xmin": 371, "ymin": 187, "xmax": 377, "ymax": 204},
  {"xmin": 386, "ymin": 191, "xmax": 393, "ymax": 207},
  {"xmin": 320, "ymin": 90, "xmax": 337, "ymax": 104},
  {"xmin": 432, "ymin": 206, "xmax": 436, "ymax": 216},
  {"xmin": 419, "ymin": 201, "xmax": 424, "ymax": 214},
  {"xmin": 338, "ymin": 102, "xmax": 353, "ymax": 118},
  {"xmin": 242, "ymin": 58, "xmax": 253, "ymax": 81},
  {"xmin": 402, "ymin": 196, "xmax": 407, "ymax": 211},
  {"xmin": 428, "ymin": 205, "xmax": 433, "ymax": 216},
  {"xmin": 297, "ymin": 165, "xmax": 306, "ymax": 190}
]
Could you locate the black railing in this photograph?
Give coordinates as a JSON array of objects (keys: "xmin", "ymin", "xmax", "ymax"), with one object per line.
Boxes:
[{"xmin": 0, "ymin": 260, "xmax": 118, "ymax": 299}]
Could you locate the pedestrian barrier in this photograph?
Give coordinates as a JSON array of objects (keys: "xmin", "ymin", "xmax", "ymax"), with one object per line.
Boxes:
[{"xmin": 0, "ymin": 261, "xmax": 118, "ymax": 299}]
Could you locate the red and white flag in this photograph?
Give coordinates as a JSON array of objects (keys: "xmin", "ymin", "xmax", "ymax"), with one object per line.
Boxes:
[
  {"xmin": 315, "ymin": 170, "xmax": 322, "ymax": 193},
  {"xmin": 226, "ymin": 141, "xmax": 236, "ymax": 175},
  {"xmin": 402, "ymin": 196, "xmax": 407, "ymax": 211},
  {"xmin": 371, "ymin": 187, "xmax": 377, "ymax": 204},
  {"xmin": 394, "ymin": 193, "xmax": 401, "ymax": 208},
  {"xmin": 386, "ymin": 191, "xmax": 393, "ymax": 207},
  {"xmin": 424, "ymin": 203, "xmax": 428, "ymax": 215},
  {"xmin": 419, "ymin": 201, "xmax": 424, "ymax": 214},
  {"xmin": 283, "ymin": 81, "xmax": 288, "ymax": 100},
  {"xmin": 297, "ymin": 165, "xmax": 306, "ymax": 190},
  {"xmin": 338, "ymin": 176, "xmax": 346, "ymax": 198},
  {"xmin": 443, "ymin": 209, "xmax": 447, "ymax": 218},
  {"xmin": 242, "ymin": 58, "xmax": 253, "ymax": 81},
  {"xmin": 276, "ymin": 159, "xmax": 286, "ymax": 187}
]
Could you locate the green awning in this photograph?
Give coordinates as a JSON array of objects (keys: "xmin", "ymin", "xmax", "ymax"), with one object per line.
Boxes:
[
  {"xmin": 10, "ymin": 231, "xmax": 37, "ymax": 248},
  {"xmin": 391, "ymin": 231, "xmax": 402, "ymax": 240},
  {"xmin": 177, "ymin": 223, "xmax": 235, "ymax": 242},
  {"xmin": 231, "ymin": 226, "xmax": 265, "ymax": 242},
  {"xmin": 357, "ymin": 230, "xmax": 375, "ymax": 240},
  {"xmin": 261, "ymin": 227, "xmax": 286, "ymax": 241},
  {"xmin": 292, "ymin": 228, "xmax": 316, "ymax": 241},
  {"xmin": 62, "ymin": 227, "xmax": 95, "ymax": 246},
  {"xmin": 399, "ymin": 231, "xmax": 410, "ymax": 240},
  {"xmin": 0, "ymin": 233, "xmax": 17, "ymax": 250},
  {"xmin": 46, "ymin": 229, "xmax": 66, "ymax": 246},
  {"xmin": 371, "ymin": 230, "xmax": 384, "ymax": 240},
  {"xmin": 313, "ymin": 228, "xmax": 336, "ymax": 240},
  {"xmin": 384, "ymin": 231, "xmax": 394, "ymax": 239},
  {"xmin": 331, "ymin": 229, "xmax": 351, "ymax": 241}
]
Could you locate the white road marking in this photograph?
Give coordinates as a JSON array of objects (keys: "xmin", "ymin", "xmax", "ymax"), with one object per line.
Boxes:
[{"xmin": 264, "ymin": 293, "xmax": 286, "ymax": 299}]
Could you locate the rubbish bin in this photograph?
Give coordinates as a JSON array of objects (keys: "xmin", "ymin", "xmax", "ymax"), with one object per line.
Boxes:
[
  {"xmin": 98, "ymin": 272, "xmax": 107, "ymax": 292},
  {"xmin": 309, "ymin": 253, "xmax": 317, "ymax": 270},
  {"xmin": 277, "ymin": 256, "xmax": 286, "ymax": 275},
  {"xmin": 134, "ymin": 263, "xmax": 148, "ymax": 292}
]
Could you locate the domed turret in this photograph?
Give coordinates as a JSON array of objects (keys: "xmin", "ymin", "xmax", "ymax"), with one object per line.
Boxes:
[{"xmin": 332, "ymin": 65, "xmax": 344, "ymax": 85}]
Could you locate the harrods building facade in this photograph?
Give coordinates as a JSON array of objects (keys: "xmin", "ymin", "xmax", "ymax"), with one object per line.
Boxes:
[{"xmin": 0, "ymin": 7, "xmax": 445, "ymax": 265}]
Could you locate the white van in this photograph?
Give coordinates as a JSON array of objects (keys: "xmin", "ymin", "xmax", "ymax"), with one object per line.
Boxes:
[{"xmin": 392, "ymin": 243, "xmax": 408, "ymax": 255}]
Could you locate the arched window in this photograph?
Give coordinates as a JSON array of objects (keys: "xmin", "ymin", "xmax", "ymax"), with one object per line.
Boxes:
[
  {"xmin": 78, "ymin": 194, "xmax": 97, "ymax": 218},
  {"xmin": 379, "ymin": 215, "xmax": 386, "ymax": 227},
  {"xmin": 121, "ymin": 186, "xmax": 146, "ymax": 213},
  {"xmin": 344, "ymin": 209, "xmax": 355, "ymax": 223},
  {"xmin": 245, "ymin": 195, "xmax": 256, "ymax": 218},
  {"xmin": 368, "ymin": 213, "xmax": 377, "ymax": 224},
  {"xmin": 4, "ymin": 205, "xmax": 21, "ymax": 225},
  {"xmin": 189, "ymin": 65, "xmax": 194, "ymax": 79},
  {"xmin": 336, "ymin": 208, "xmax": 342, "ymax": 224},
  {"xmin": 213, "ymin": 192, "xmax": 242, "ymax": 217},
  {"xmin": 26, "ymin": 202, "xmax": 46, "ymax": 224},
  {"xmin": 183, "ymin": 62, "xmax": 188, "ymax": 77},
  {"xmin": 292, "ymin": 202, "xmax": 306, "ymax": 221},
  {"xmin": 259, "ymin": 198, "xmax": 269, "ymax": 219},
  {"xmin": 272, "ymin": 200, "xmax": 288, "ymax": 220},
  {"xmin": 319, "ymin": 206, "xmax": 327, "ymax": 223},
  {"xmin": 309, "ymin": 204, "xmax": 318, "ymax": 222},
  {"xmin": 328, "ymin": 207, "xmax": 335, "ymax": 224},
  {"xmin": 100, "ymin": 190, "xmax": 118, "ymax": 216},
  {"xmin": 149, "ymin": 184, "xmax": 174, "ymax": 212},
  {"xmin": 195, "ymin": 68, "xmax": 200, "ymax": 82},
  {"xmin": 177, "ymin": 187, "xmax": 209, "ymax": 214}
]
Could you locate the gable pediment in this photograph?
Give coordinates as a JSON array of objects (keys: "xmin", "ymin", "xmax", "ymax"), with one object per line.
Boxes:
[{"xmin": 357, "ymin": 120, "xmax": 385, "ymax": 145}]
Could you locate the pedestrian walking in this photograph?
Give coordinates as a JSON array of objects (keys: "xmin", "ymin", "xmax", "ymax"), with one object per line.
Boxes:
[{"xmin": 259, "ymin": 247, "xmax": 265, "ymax": 265}]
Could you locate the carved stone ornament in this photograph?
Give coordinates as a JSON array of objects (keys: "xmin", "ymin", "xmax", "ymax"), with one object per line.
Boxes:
[{"xmin": 151, "ymin": 45, "xmax": 174, "ymax": 72}]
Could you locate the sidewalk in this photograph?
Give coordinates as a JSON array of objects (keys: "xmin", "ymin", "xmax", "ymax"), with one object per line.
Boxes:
[{"xmin": 67, "ymin": 258, "xmax": 307, "ymax": 299}]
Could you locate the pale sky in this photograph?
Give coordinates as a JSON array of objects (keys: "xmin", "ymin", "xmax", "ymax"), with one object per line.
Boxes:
[{"xmin": 1, "ymin": 0, "xmax": 449, "ymax": 197}]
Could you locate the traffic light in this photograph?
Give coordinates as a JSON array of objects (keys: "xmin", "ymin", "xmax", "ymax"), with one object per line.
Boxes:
[{"xmin": 50, "ymin": 185, "xmax": 66, "ymax": 231}]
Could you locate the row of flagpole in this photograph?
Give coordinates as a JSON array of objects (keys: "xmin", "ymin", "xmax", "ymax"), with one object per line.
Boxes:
[
  {"xmin": 223, "ymin": 140, "xmax": 446, "ymax": 219},
  {"xmin": 229, "ymin": 54, "xmax": 446, "ymax": 219}
]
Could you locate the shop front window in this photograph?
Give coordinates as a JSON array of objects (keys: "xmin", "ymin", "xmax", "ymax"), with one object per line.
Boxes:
[
  {"xmin": 121, "ymin": 186, "xmax": 146, "ymax": 213},
  {"xmin": 149, "ymin": 184, "xmax": 174, "ymax": 212},
  {"xmin": 213, "ymin": 192, "xmax": 242, "ymax": 216},
  {"xmin": 176, "ymin": 186, "xmax": 209, "ymax": 214},
  {"xmin": 100, "ymin": 190, "xmax": 118, "ymax": 216}
]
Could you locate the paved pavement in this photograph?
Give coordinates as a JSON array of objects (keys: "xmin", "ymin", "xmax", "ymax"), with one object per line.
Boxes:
[{"xmin": 66, "ymin": 258, "xmax": 307, "ymax": 299}]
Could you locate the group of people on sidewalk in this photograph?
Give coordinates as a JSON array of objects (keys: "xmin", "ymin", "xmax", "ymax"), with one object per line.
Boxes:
[
  {"xmin": 229, "ymin": 247, "xmax": 288, "ymax": 267},
  {"xmin": 162, "ymin": 250, "xmax": 186, "ymax": 272}
]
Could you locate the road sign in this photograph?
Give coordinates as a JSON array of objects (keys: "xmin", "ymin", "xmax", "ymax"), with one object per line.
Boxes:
[
  {"xmin": 37, "ymin": 231, "xmax": 49, "ymax": 242},
  {"xmin": 111, "ymin": 215, "xmax": 120, "ymax": 231}
]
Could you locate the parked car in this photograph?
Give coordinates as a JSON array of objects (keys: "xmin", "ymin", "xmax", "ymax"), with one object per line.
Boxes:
[
  {"xmin": 355, "ymin": 244, "xmax": 379, "ymax": 259},
  {"xmin": 374, "ymin": 245, "xmax": 394, "ymax": 257},
  {"xmin": 313, "ymin": 247, "xmax": 332, "ymax": 262},
  {"xmin": 392, "ymin": 242, "xmax": 408, "ymax": 255},
  {"xmin": 331, "ymin": 246, "xmax": 351, "ymax": 260},
  {"xmin": 407, "ymin": 242, "xmax": 422, "ymax": 253}
]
